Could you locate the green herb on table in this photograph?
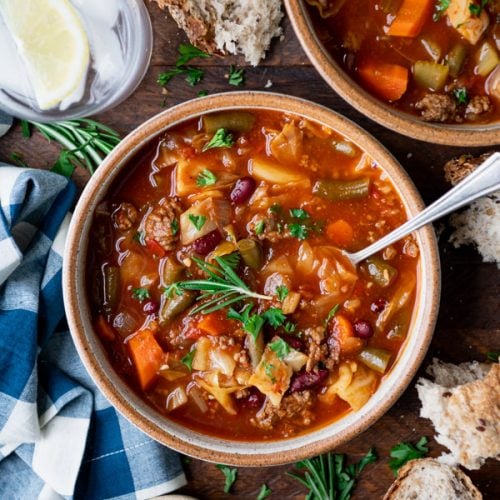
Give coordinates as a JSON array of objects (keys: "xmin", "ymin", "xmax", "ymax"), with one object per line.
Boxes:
[
  {"xmin": 202, "ymin": 128, "xmax": 234, "ymax": 151},
  {"xmin": 257, "ymin": 484, "xmax": 272, "ymax": 499},
  {"xmin": 486, "ymin": 350, "xmax": 499, "ymax": 362},
  {"xmin": 132, "ymin": 287, "xmax": 150, "ymax": 302},
  {"xmin": 288, "ymin": 448, "xmax": 377, "ymax": 500},
  {"xmin": 276, "ymin": 285, "xmax": 289, "ymax": 301},
  {"xmin": 453, "ymin": 87, "xmax": 469, "ymax": 105},
  {"xmin": 10, "ymin": 151, "xmax": 28, "ymax": 167},
  {"xmin": 228, "ymin": 305, "xmax": 265, "ymax": 340},
  {"xmin": 433, "ymin": 0, "xmax": 450, "ymax": 21},
  {"xmin": 188, "ymin": 214, "xmax": 206, "ymax": 231},
  {"xmin": 181, "ymin": 349, "xmax": 196, "ymax": 372},
  {"xmin": 198, "ymin": 90, "xmax": 208, "ymax": 97},
  {"xmin": 269, "ymin": 338, "xmax": 291, "ymax": 359},
  {"xmin": 216, "ymin": 464, "xmax": 238, "ymax": 493},
  {"xmin": 196, "ymin": 168, "xmax": 217, "ymax": 187},
  {"xmin": 228, "ymin": 65, "xmax": 245, "ymax": 86},
  {"xmin": 176, "ymin": 43, "xmax": 211, "ymax": 67},
  {"xmin": 469, "ymin": 0, "xmax": 489, "ymax": 16},
  {"xmin": 262, "ymin": 307, "xmax": 287, "ymax": 328},
  {"xmin": 20, "ymin": 118, "xmax": 121, "ymax": 176},
  {"xmin": 389, "ymin": 437, "xmax": 429, "ymax": 475}
]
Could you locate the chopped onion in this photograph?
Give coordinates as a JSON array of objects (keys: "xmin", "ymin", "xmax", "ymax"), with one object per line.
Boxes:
[
  {"xmin": 166, "ymin": 387, "xmax": 188, "ymax": 412},
  {"xmin": 187, "ymin": 383, "xmax": 208, "ymax": 413}
]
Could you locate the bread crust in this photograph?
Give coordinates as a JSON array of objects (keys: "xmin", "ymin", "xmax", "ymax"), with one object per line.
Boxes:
[{"xmin": 384, "ymin": 458, "xmax": 483, "ymax": 500}]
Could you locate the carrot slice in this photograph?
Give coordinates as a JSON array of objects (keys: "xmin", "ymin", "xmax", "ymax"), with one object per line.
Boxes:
[
  {"xmin": 358, "ymin": 61, "xmax": 409, "ymax": 101},
  {"xmin": 145, "ymin": 239, "xmax": 166, "ymax": 258},
  {"xmin": 128, "ymin": 328, "xmax": 165, "ymax": 390},
  {"xmin": 197, "ymin": 313, "xmax": 224, "ymax": 336},
  {"xmin": 387, "ymin": 0, "xmax": 434, "ymax": 38},
  {"xmin": 326, "ymin": 219, "xmax": 354, "ymax": 247},
  {"xmin": 330, "ymin": 314, "xmax": 364, "ymax": 355},
  {"xmin": 95, "ymin": 315, "xmax": 116, "ymax": 342}
]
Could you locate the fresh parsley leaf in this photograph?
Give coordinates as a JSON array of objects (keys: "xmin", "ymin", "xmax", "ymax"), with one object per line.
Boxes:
[
  {"xmin": 20, "ymin": 120, "xmax": 31, "ymax": 138},
  {"xmin": 487, "ymin": 350, "xmax": 499, "ymax": 362},
  {"xmin": 176, "ymin": 43, "xmax": 210, "ymax": 67},
  {"xmin": 228, "ymin": 305, "xmax": 264, "ymax": 340},
  {"xmin": 51, "ymin": 150, "xmax": 78, "ymax": 178},
  {"xmin": 290, "ymin": 208, "xmax": 310, "ymax": 219},
  {"xmin": 216, "ymin": 464, "xmax": 238, "ymax": 493},
  {"xmin": 132, "ymin": 287, "xmax": 150, "ymax": 302},
  {"xmin": 469, "ymin": 0, "xmax": 488, "ymax": 16},
  {"xmin": 453, "ymin": 87, "xmax": 469, "ymax": 105},
  {"xmin": 157, "ymin": 68, "xmax": 185, "ymax": 86},
  {"xmin": 196, "ymin": 168, "xmax": 217, "ymax": 187},
  {"xmin": 171, "ymin": 219, "xmax": 179, "ymax": 235},
  {"xmin": 264, "ymin": 362, "xmax": 276, "ymax": 383},
  {"xmin": 164, "ymin": 283, "xmax": 183, "ymax": 298},
  {"xmin": 157, "ymin": 66, "xmax": 204, "ymax": 87},
  {"xmin": 269, "ymin": 338, "xmax": 291, "ymax": 359},
  {"xmin": 289, "ymin": 223, "xmax": 309, "ymax": 240},
  {"xmin": 185, "ymin": 67, "xmax": 204, "ymax": 86},
  {"xmin": 198, "ymin": 90, "xmax": 208, "ymax": 97},
  {"xmin": 326, "ymin": 304, "xmax": 340, "ymax": 323},
  {"xmin": 181, "ymin": 349, "xmax": 196, "ymax": 372},
  {"xmin": 433, "ymin": 0, "xmax": 450, "ymax": 21},
  {"xmin": 269, "ymin": 203, "xmax": 282, "ymax": 214},
  {"xmin": 228, "ymin": 65, "xmax": 245, "ymax": 86},
  {"xmin": 257, "ymin": 484, "xmax": 272, "ymax": 500},
  {"xmin": 188, "ymin": 213, "xmax": 206, "ymax": 231},
  {"xmin": 389, "ymin": 437, "xmax": 429, "ymax": 475},
  {"xmin": 276, "ymin": 285, "xmax": 289, "ymax": 301},
  {"xmin": 255, "ymin": 220, "xmax": 266, "ymax": 235},
  {"xmin": 284, "ymin": 321, "xmax": 297, "ymax": 333},
  {"xmin": 202, "ymin": 128, "xmax": 234, "ymax": 151},
  {"xmin": 133, "ymin": 231, "xmax": 144, "ymax": 244},
  {"xmin": 262, "ymin": 307, "xmax": 287, "ymax": 328}
]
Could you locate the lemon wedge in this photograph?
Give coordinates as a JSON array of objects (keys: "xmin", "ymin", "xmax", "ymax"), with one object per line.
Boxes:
[{"xmin": 0, "ymin": 0, "xmax": 90, "ymax": 110}]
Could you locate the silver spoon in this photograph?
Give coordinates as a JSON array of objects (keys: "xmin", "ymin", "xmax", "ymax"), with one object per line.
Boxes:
[{"xmin": 347, "ymin": 152, "xmax": 500, "ymax": 266}]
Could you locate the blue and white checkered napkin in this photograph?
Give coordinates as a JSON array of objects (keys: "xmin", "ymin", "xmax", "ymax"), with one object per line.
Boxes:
[{"xmin": 0, "ymin": 165, "xmax": 186, "ymax": 499}]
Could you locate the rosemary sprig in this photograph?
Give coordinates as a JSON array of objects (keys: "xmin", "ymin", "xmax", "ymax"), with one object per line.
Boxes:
[
  {"xmin": 21, "ymin": 118, "xmax": 121, "ymax": 176},
  {"xmin": 175, "ymin": 256, "xmax": 271, "ymax": 314}
]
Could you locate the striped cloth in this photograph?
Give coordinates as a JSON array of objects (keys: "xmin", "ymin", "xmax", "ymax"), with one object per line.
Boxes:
[{"xmin": 0, "ymin": 165, "xmax": 186, "ymax": 499}]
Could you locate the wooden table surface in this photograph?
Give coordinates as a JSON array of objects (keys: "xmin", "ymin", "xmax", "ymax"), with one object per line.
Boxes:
[{"xmin": 0, "ymin": 2, "xmax": 498, "ymax": 499}]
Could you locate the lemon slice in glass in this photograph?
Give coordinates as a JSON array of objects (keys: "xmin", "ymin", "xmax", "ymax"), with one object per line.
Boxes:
[{"xmin": 0, "ymin": 0, "xmax": 90, "ymax": 110}]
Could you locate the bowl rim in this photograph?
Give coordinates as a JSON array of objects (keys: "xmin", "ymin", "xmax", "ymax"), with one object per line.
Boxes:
[
  {"xmin": 284, "ymin": 0, "xmax": 500, "ymax": 147},
  {"xmin": 63, "ymin": 91, "xmax": 440, "ymax": 466}
]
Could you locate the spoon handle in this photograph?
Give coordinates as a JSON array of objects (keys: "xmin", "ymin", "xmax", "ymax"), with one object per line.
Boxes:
[{"xmin": 350, "ymin": 152, "xmax": 500, "ymax": 265}]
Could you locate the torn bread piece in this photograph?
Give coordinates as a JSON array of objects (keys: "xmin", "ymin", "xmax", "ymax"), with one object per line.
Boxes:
[
  {"xmin": 152, "ymin": 0, "xmax": 283, "ymax": 66},
  {"xmin": 383, "ymin": 458, "xmax": 482, "ymax": 500},
  {"xmin": 416, "ymin": 358, "xmax": 500, "ymax": 470}
]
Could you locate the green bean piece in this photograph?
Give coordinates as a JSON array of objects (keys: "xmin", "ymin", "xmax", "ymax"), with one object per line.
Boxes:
[
  {"xmin": 162, "ymin": 257, "xmax": 185, "ymax": 286},
  {"xmin": 237, "ymin": 238, "xmax": 263, "ymax": 270},
  {"xmin": 103, "ymin": 266, "xmax": 120, "ymax": 313},
  {"xmin": 363, "ymin": 257, "xmax": 398, "ymax": 288},
  {"xmin": 160, "ymin": 290, "xmax": 196, "ymax": 325},
  {"xmin": 202, "ymin": 111, "xmax": 256, "ymax": 133},
  {"xmin": 358, "ymin": 348, "xmax": 392, "ymax": 373},
  {"xmin": 413, "ymin": 61, "xmax": 449, "ymax": 91},
  {"xmin": 446, "ymin": 43, "xmax": 468, "ymax": 78},
  {"xmin": 312, "ymin": 177, "xmax": 370, "ymax": 201}
]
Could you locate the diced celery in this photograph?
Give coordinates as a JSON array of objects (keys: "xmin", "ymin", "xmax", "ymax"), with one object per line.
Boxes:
[
  {"xmin": 358, "ymin": 348, "xmax": 392, "ymax": 374},
  {"xmin": 413, "ymin": 61, "xmax": 449, "ymax": 91}
]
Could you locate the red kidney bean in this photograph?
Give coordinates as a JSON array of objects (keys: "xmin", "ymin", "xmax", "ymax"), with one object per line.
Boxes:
[
  {"xmin": 192, "ymin": 229, "xmax": 222, "ymax": 255},
  {"xmin": 289, "ymin": 369, "xmax": 328, "ymax": 393},
  {"xmin": 353, "ymin": 319, "xmax": 374, "ymax": 339},
  {"xmin": 242, "ymin": 388, "xmax": 265, "ymax": 409},
  {"xmin": 230, "ymin": 177, "xmax": 256, "ymax": 204},
  {"xmin": 143, "ymin": 300, "xmax": 159, "ymax": 315},
  {"xmin": 280, "ymin": 334, "xmax": 304, "ymax": 352},
  {"xmin": 370, "ymin": 298, "xmax": 388, "ymax": 313}
]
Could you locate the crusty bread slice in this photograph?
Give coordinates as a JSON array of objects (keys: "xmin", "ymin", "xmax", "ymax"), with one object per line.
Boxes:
[
  {"xmin": 383, "ymin": 458, "xmax": 482, "ymax": 500},
  {"xmin": 152, "ymin": 0, "xmax": 283, "ymax": 66},
  {"xmin": 417, "ymin": 359, "xmax": 500, "ymax": 470}
]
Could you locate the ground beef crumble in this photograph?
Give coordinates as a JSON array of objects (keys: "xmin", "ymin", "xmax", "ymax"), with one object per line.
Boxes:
[
  {"xmin": 112, "ymin": 202, "xmax": 138, "ymax": 231},
  {"xmin": 144, "ymin": 197, "xmax": 181, "ymax": 251},
  {"xmin": 465, "ymin": 96, "xmax": 493, "ymax": 119},
  {"xmin": 415, "ymin": 94, "xmax": 457, "ymax": 123},
  {"xmin": 304, "ymin": 326, "xmax": 327, "ymax": 372}
]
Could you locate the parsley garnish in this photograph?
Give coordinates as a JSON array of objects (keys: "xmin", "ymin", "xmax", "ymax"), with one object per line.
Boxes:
[
  {"xmin": 453, "ymin": 87, "xmax": 469, "ymax": 105},
  {"xmin": 202, "ymin": 128, "xmax": 234, "ymax": 151},
  {"xmin": 262, "ymin": 307, "xmax": 287, "ymax": 328},
  {"xmin": 176, "ymin": 43, "xmax": 211, "ymax": 66},
  {"xmin": 181, "ymin": 349, "xmax": 196, "ymax": 372},
  {"xmin": 486, "ymin": 350, "xmax": 499, "ymax": 362},
  {"xmin": 198, "ymin": 90, "xmax": 208, "ymax": 97},
  {"xmin": 284, "ymin": 321, "xmax": 297, "ymax": 333},
  {"xmin": 196, "ymin": 168, "xmax": 217, "ymax": 187},
  {"xmin": 164, "ymin": 283, "xmax": 183, "ymax": 298},
  {"xmin": 276, "ymin": 285, "xmax": 289, "ymax": 301},
  {"xmin": 433, "ymin": 0, "xmax": 450, "ymax": 21},
  {"xmin": 469, "ymin": 0, "xmax": 488, "ymax": 16},
  {"xmin": 228, "ymin": 65, "xmax": 245, "ymax": 86},
  {"xmin": 133, "ymin": 231, "xmax": 144, "ymax": 244},
  {"xmin": 264, "ymin": 362, "xmax": 276, "ymax": 383},
  {"xmin": 389, "ymin": 437, "xmax": 429, "ymax": 475},
  {"xmin": 290, "ymin": 208, "xmax": 310, "ymax": 219},
  {"xmin": 269, "ymin": 203, "xmax": 282, "ymax": 214},
  {"xmin": 269, "ymin": 338, "xmax": 291, "ymax": 359},
  {"xmin": 132, "ymin": 287, "xmax": 150, "ymax": 302},
  {"xmin": 185, "ymin": 67, "xmax": 204, "ymax": 86},
  {"xmin": 228, "ymin": 305, "xmax": 265, "ymax": 340},
  {"xmin": 188, "ymin": 214, "xmax": 206, "ymax": 231},
  {"xmin": 289, "ymin": 223, "xmax": 309, "ymax": 240},
  {"xmin": 288, "ymin": 448, "xmax": 377, "ymax": 500},
  {"xmin": 326, "ymin": 304, "xmax": 340, "ymax": 323},
  {"xmin": 257, "ymin": 484, "xmax": 272, "ymax": 500},
  {"xmin": 255, "ymin": 220, "xmax": 266, "ymax": 235},
  {"xmin": 171, "ymin": 219, "xmax": 179, "ymax": 235},
  {"xmin": 216, "ymin": 464, "xmax": 238, "ymax": 493}
]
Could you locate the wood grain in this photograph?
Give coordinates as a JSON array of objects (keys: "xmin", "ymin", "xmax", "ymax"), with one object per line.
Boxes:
[{"xmin": 0, "ymin": 1, "xmax": 498, "ymax": 498}]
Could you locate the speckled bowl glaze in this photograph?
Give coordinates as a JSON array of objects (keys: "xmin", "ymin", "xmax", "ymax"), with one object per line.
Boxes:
[
  {"xmin": 63, "ymin": 92, "xmax": 440, "ymax": 466},
  {"xmin": 285, "ymin": 0, "xmax": 500, "ymax": 147}
]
